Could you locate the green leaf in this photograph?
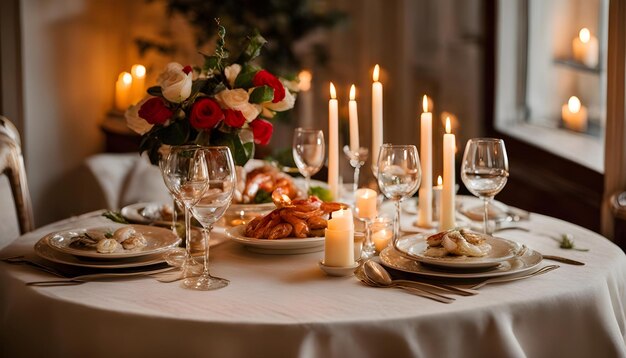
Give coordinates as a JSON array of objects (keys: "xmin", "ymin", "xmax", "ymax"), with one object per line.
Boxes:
[
  {"xmin": 234, "ymin": 66, "xmax": 258, "ymax": 89},
  {"xmin": 308, "ymin": 186, "xmax": 334, "ymax": 202},
  {"xmin": 253, "ymin": 190, "xmax": 272, "ymax": 204},
  {"xmin": 191, "ymin": 78, "xmax": 208, "ymax": 97},
  {"xmin": 238, "ymin": 30, "xmax": 267, "ymax": 63},
  {"xmin": 202, "ymin": 55, "xmax": 220, "ymax": 72},
  {"xmin": 210, "ymin": 129, "xmax": 254, "ymax": 166},
  {"xmin": 147, "ymin": 86, "xmax": 162, "ymax": 97},
  {"xmin": 249, "ymin": 85, "xmax": 274, "ymax": 104},
  {"xmin": 102, "ymin": 211, "xmax": 128, "ymax": 224},
  {"xmin": 160, "ymin": 120, "xmax": 190, "ymax": 145}
]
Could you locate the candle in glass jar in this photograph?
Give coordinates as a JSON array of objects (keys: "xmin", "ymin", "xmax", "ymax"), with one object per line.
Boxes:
[
  {"xmin": 561, "ymin": 96, "xmax": 588, "ymax": 132},
  {"xmin": 325, "ymin": 209, "xmax": 355, "ymax": 266},
  {"xmin": 328, "ymin": 82, "xmax": 339, "ymax": 199},
  {"xmin": 418, "ymin": 95, "xmax": 433, "ymax": 227},
  {"xmin": 441, "ymin": 117, "xmax": 456, "ymax": 231},
  {"xmin": 372, "ymin": 228, "xmax": 392, "ymax": 252},
  {"xmin": 372, "ymin": 65, "xmax": 383, "ymax": 165},
  {"xmin": 572, "ymin": 28, "xmax": 599, "ymax": 68},
  {"xmin": 355, "ymin": 188, "xmax": 377, "ymax": 220},
  {"xmin": 115, "ymin": 72, "xmax": 132, "ymax": 111},
  {"xmin": 348, "ymin": 84, "xmax": 360, "ymax": 152},
  {"xmin": 130, "ymin": 64, "xmax": 146, "ymax": 105}
]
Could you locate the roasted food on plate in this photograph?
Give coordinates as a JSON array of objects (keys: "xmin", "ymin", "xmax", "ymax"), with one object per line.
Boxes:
[
  {"xmin": 424, "ymin": 229, "xmax": 491, "ymax": 258},
  {"xmin": 234, "ymin": 165, "xmax": 299, "ymax": 204},
  {"xmin": 243, "ymin": 196, "xmax": 348, "ymax": 240}
]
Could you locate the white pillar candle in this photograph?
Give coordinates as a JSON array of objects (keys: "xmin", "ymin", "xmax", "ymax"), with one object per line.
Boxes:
[
  {"xmin": 325, "ymin": 209, "xmax": 355, "ymax": 266},
  {"xmin": 572, "ymin": 28, "xmax": 599, "ymax": 68},
  {"xmin": 418, "ymin": 95, "xmax": 433, "ymax": 227},
  {"xmin": 433, "ymin": 175, "xmax": 443, "ymax": 221},
  {"xmin": 298, "ymin": 70, "xmax": 314, "ymax": 128},
  {"xmin": 440, "ymin": 117, "xmax": 456, "ymax": 231},
  {"xmin": 561, "ymin": 96, "xmax": 588, "ymax": 132},
  {"xmin": 355, "ymin": 188, "xmax": 377, "ymax": 220},
  {"xmin": 328, "ymin": 82, "xmax": 339, "ymax": 199},
  {"xmin": 130, "ymin": 64, "xmax": 146, "ymax": 105},
  {"xmin": 372, "ymin": 228, "xmax": 392, "ymax": 252},
  {"xmin": 115, "ymin": 72, "xmax": 132, "ymax": 111},
  {"xmin": 348, "ymin": 84, "xmax": 360, "ymax": 152},
  {"xmin": 372, "ymin": 65, "xmax": 383, "ymax": 165}
]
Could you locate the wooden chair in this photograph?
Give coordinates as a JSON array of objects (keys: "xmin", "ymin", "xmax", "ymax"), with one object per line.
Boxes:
[{"xmin": 0, "ymin": 116, "xmax": 33, "ymax": 244}]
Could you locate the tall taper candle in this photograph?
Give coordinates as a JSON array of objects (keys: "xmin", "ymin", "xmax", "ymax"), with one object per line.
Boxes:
[
  {"xmin": 372, "ymin": 65, "xmax": 383, "ymax": 165},
  {"xmin": 441, "ymin": 117, "xmax": 456, "ymax": 230},
  {"xmin": 130, "ymin": 64, "xmax": 146, "ymax": 104},
  {"xmin": 328, "ymin": 82, "xmax": 339, "ymax": 199},
  {"xmin": 348, "ymin": 84, "xmax": 360, "ymax": 152},
  {"xmin": 418, "ymin": 95, "xmax": 433, "ymax": 227},
  {"xmin": 115, "ymin": 72, "xmax": 132, "ymax": 111}
]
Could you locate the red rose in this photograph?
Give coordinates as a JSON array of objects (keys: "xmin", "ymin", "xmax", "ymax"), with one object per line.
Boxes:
[
  {"xmin": 182, "ymin": 65, "xmax": 193, "ymax": 74},
  {"xmin": 252, "ymin": 70, "xmax": 285, "ymax": 103},
  {"xmin": 249, "ymin": 119, "xmax": 273, "ymax": 145},
  {"xmin": 189, "ymin": 98, "xmax": 224, "ymax": 130},
  {"xmin": 138, "ymin": 97, "xmax": 173, "ymax": 125},
  {"xmin": 223, "ymin": 109, "xmax": 246, "ymax": 128}
]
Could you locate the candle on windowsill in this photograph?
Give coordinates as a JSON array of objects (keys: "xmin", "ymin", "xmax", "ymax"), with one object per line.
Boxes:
[
  {"xmin": 561, "ymin": 96, "xmax": 588, "ymax": 132},
  {"xmin": 324, "ymin": 209, "xmax": 355, "ymax": 267},
  {"xmin": 572, "ymin": 28, "xmax": 599, "ymax": 68},
  {"xmin": 418, "ymin": 95, "xmax": 433, "ymax": 227},
  {"xmin": 115, "ymin": 72, "xmax": 132, "ymax": 111}
]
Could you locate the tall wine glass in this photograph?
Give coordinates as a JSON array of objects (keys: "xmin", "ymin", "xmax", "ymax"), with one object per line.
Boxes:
[
  {"xmin": 377, "ymin": 144, "xmax": 421, "ymax": 246},
  {"xmin": 460, "ymin": 138, "xmax": 509, "ymax": 235},
  {"xmin": 188, "ymin": 146, "xmax": 236, "ymax": 290},
  {"xmin": 293, "ymin": 128, "xmax": 325, "ymax": 195},
  {"xmin": 160, "ymin": 145, "xmax": 209, "ymax": 277}
]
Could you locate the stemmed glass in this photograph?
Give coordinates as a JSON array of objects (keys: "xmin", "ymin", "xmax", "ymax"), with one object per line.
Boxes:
[
  {"xmin": 460, "ymin": 138, "xmax": 509, "ymax": 235},
  {"xmin": 377, "ymin": 144, "xmax": 421, "ymax": 245},
  {"xmin": 188, "ymin": 146, "xmax": 236, "ymax": 290},
  {"xmin": 160, "ymin": 145, "xmax": 209, "ymax": 277},
  {"xmin": 293, "ymin": 128, "xmax": 325, "ymax": 195}
]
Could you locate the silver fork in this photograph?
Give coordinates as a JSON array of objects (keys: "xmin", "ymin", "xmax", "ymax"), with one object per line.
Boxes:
[{"xmin": 470, "ymin": 265, "xmax": 560, "ymax": 289}]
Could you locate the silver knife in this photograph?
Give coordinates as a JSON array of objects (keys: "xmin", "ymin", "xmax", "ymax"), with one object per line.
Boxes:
[{"xmin": 540, "ymin": 254, "xmax": 585, "ymax": 266}]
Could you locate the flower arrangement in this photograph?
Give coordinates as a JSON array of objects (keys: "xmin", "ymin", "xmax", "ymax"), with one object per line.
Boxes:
[{"xmin": 125, "ymin": 22, "xmax": 297, "ymax": 165}]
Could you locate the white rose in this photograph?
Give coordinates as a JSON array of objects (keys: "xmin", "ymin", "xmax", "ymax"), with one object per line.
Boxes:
[
  {"xmin": 125, "ymin": 96, "xmax": 154, "ymax": 135},
  {"xmin": 224, "ymin": 64, "xmax": 242, "ymax": 87},
  {"xmin": 215, "ymin": 88, "xmax": 261, "ymax": 121},
  {"xmin": 264, "ymin": 89, "xmax": 296, "ymax": 112},
  {"xmin": 157, "ymin": 62, "xmax": 192, "ymax": 103}
]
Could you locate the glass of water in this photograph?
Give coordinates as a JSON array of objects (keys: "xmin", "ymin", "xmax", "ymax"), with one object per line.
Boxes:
[{"xmin": 460, "ymin": 138, "xmax": 509, "ymax": 235}]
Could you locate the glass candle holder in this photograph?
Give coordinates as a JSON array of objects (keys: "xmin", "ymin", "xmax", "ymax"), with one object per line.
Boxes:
[{"xmin": 371, "ymin": 217, "xmax": 393, "ymax": 253}]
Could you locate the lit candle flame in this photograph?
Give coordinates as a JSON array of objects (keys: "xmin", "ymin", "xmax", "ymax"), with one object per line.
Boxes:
[
  {"xmin": 445, "ymin": 117, "xmax": 451, "ymax": 134},
  {"xmin": 568, "ymin": 96, "xmax": 581, "ymax": 113},
  {"xmin": 121, "ymin": 72, "xmax": 132, "ymax": 85},
  {"xmin": 373, "ymin": 64, "xmax": 380, "ymax": 82},
  {"xmin": 437, "ymin": 175, "xmax": 443, "ymax": 186},
  {"xmin": 350, "ymin": 84, "xmax": 356, "ymax": 101},
  {"xmin": 422, "ymin": 95, "xmax": 429, "ymax": 113},
  {"xmin": 131, "ymin": 64, "xmax": 146, "ymax": 78},
  {"xmin": 579, "ymin": 28, "xmax": 591, "ymax": 44},
  {"xmin": 298, "ymin": 70, "xmax": 312, "ymax": 91},
  {"xmin": 330, "ymin": 82, "xmax": 337, "ymax": 99}
]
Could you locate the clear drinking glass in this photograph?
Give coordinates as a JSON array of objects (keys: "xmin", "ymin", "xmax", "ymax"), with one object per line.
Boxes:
[
  {"xmin": 460, "ymin": 138, "xmax": 509, "ymax": 235},
  {"xmin": 293, "ymin": 128, "xmax": 325, "ymax": 195},
  {"xmin": 159, "ymin": 145, "xmax": 209, "ymax": 277},
  {"xmin": 187, "ymin": 146, "xmax": 236, "ymax": 291},
  {"xmin": 377, "ymin": 144, "xmax": 421, "ymax": 245}
]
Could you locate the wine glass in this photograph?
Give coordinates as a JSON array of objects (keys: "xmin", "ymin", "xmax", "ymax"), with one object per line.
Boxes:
[
  {"xmin": 460, "ymin": 138, "xmax": 509, "ymax": 235},
  {"xmin": 377, "ymin": 144, "xmax": 421, "ymax": 246},
  {"xmin": 187, "ymin": 146, "xmax": 236, "ymax": 290},
  {"xmin": 160, "ymin": 145, "xmax": 209, "ymax": 277},
  {"xmin": 293, "ymin": 128, "xmax": 325, "ymax": 195}
]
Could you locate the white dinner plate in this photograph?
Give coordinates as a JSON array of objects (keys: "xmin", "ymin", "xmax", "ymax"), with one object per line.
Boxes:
[
  {"xmin": 226, "ymin": 225, "xmax": 324, "ymax": 254},
  {"xmin": 121, "ymin": 202, "xmax": 172, "ymax": 226},
  {"xmin": 379, "ymin": 245, "xmax": 543, "ymax": 279},
  {"xmin": 35, "ymin": 236, "xmax": 170, "ymax": 268},
  {"xmin": 46, "ymin": 225, "xmax": 181, "ymax": 259},
  {"xmin": 393, "ymin": 234, "xmax": 522, "ymax": 269}
]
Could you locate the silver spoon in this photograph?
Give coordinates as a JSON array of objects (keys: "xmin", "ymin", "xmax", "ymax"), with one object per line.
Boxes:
[{"xmin": 364, "ymin": 261, "xmax": 479, "ymax": 296}]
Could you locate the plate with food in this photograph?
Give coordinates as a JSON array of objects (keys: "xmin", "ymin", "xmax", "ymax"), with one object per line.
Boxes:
[
  {"xmin": 379, "ymin": 244, "xmax": 542, "ymax": 279},
  {"xmin": 45, "ymin": 224, "xmax": 181, "ymax": 259},
  {"xmin": 121, "ymin": 202, "xmax": 174, "ymax": 226},
  {"xmin": 393, "ymin": 229, "xmax": 523, "ymax": 269},
  {"xmin": 226, "ymin": 197, "xmax": 347, "ymax": 254}
]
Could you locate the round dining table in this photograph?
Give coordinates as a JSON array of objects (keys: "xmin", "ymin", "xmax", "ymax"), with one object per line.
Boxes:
[{"xmin": 1, "ymin": 198, "xmax": 625, "ymax": 358}]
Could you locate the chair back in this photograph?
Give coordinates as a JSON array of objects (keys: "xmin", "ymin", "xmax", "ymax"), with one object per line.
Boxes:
[{"xmin": 0, "ymin": 116, "xmax": 34, "ymax": 243}]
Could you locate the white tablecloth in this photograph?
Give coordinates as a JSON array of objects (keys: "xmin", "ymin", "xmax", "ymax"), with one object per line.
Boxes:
[{"xmin": 1, "ymin": 203, "xmax": 626, "ymax": 358}]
